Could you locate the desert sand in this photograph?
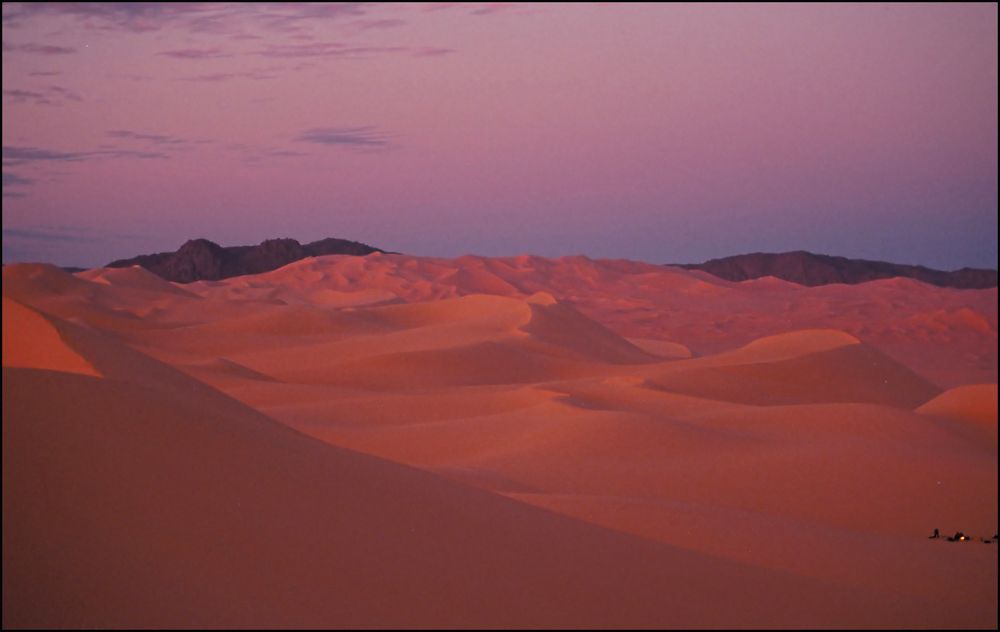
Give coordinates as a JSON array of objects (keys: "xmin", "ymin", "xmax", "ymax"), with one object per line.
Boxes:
[{"xmin": 3, "ymin": 254, "xmax": 997, "ymax": 628}]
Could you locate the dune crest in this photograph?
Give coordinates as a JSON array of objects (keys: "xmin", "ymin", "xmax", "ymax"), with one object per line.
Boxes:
[
  {"xmin": 917, "ymin": 384, "xmax": 999, "ymax": 447},
  {"xmin": 736, "ymin": 328, "xmax": 861, "ymax": 358},
  {"xmin": 917, "ymin": 384, "xmax": 999, "ymax": 425},
  {"xmin": 2, "ymin": 297, "xmax": 101, "ymax": 378}
]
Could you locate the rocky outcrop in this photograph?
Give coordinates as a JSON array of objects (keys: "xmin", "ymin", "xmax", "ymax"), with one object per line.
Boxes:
[
  {"xmin": 677, "ymin": 251, "xmax": 997, "ymax": 289},
  {"xmin": 107, "ymin": 237, "xmax": 384, "ymax": 282}
]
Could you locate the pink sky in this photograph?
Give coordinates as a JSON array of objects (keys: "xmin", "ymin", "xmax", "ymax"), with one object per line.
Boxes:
[{"xmin": 2, "ymin": 2, "xmax": 997, "ymax": 269}]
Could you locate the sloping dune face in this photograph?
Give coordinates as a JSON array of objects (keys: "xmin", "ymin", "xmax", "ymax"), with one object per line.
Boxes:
[
  {"xmin": 2, "ymin": 297, "xmax": 101, "ymax": 377},
  {"xmin": 3, "ymin": 257, "xmax": 997, "ymax": 628},
  {"xmin": 917, "ymin": 384, "xmax": 999, "ymax": 447}
]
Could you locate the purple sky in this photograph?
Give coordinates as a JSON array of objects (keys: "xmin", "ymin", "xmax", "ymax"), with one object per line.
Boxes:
[{"xmin": 2, "ymin": 2, "xmax": 997, "ymax": 269}]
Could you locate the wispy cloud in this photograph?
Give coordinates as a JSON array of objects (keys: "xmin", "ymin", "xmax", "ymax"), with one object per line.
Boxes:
[
  {"xmin": 108, "ymin": 73, "xmax": 155, "ymax": 82},
  {"xmin": 250, "ymin": 3, "xmax": 368, "ymax": 34},
  {"xmin": 423, "ymin": 3, "xmax": 458, "ymax": 11},
  {"xmin": 3, "ymin": 85, "xmax": 83, "ymax": 106},
  {"xmin": 294, "ymin": 126, "xmax": 392, "ymax": 148},
  {"xmin": 106, "ymin": 130, "xmax": 188, "ymax": 145},
  {"xmin": 2, "ymin": 170, "xmax": 34, "ymax": 198},
  {"xmin": 265, "ymin": 149, "xmax": 308, "ymax": 157},
  {"xmin": 86, "ymin": 148, "xmax": 171, "ymax": 160},
  {"xmin": 4, "ymin": 89, "xmax": 56, "ymax": 105},
  {"xmin": 2, "ymin": 146, "xmax": 90, "ymax": 164},
  {"xmin": 2, "ymin": 2, "xmax": 371, "ymax": 35},
  {"xmin": 3, "ymin": 172, "xmax": 34, "ymax": 186},
  {"xmin": 2, "ymin": 2, "xmax": 222, "ymax": 33},
  {"xmin": 470, "ymin": 3, "xmax": 523, "ymax": 16},
  {"xmin": 104, "ymin": 131, "xmax": 212, "ymax": 156},
  {"xmin": 252, "ymin": 42, "xmax": 452, "ymax": 60},
  {"xmin": 2, "ymin": 145, "xmax": 168, "ymax": 167},
  {"xmin": 179, "ymin": 72, "xmax": 239, "ymax": 83},
  {"xmin": 253, "ymin": 42, "xmax": 408, "ymax": 59},
  {"xmin": 412, "ymin": 46, "xmax": 456, "ymax": 57},
  {"xmin": 178, "ymin": 70, "xmax": 276, "ymax": 82},
  {"xmin": 157, "ymin": 47, "xmax": 232, "ymax": 59},
  {"xmin": 353, "ymin": 18, "xmax": 407, "ymax": 31},
  {"xmin": 226, "ymin": 143, "xmax": 311, "ymax": 164},
  {"xmin": 2, "ymin": 41, "xmax": 76, "ymax": 55},
  {"xmin": 2, "ymin": 4, "xmax": 455, "ymax": 68}
]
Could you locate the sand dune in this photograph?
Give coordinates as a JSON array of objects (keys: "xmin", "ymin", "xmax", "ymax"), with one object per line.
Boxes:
[
  {"xmin": 4, "ymin": 319, "xmax": 956, "ymax": 629},
  {"xmin": 645, "ymin": 338, "xmax": 939, "ymax": 407},
  {"xmin": 709, "ymin": 328, "xmax": 862, "ymax": 363},
  {"xmin": 918, "ymin": 383, "xmax": 999, "ymax": 426},
  {"xmin": 917, "ymin": 384, "xmax": 999, "ymax": 447},
  {"xmin": 3, "ymin": 255, "xmax": 997, "ymax": 628},
  {"xmin": 625, "ymin": 337, "xmax": 692, "ymax": 358},
  {"xmin": 135, "ymin": 252, "xmax": 997, "ymax": 386},
  {"xmin": 10, "ymin": 365, "xmax": 959, "ymax": 629},
  {"xmin": 2, "ymin": 297, "xmax": 101, "ymax": 377},
  {"xmin": 79, "ymin": 264, "xmax": 198, "ymax": 297}
]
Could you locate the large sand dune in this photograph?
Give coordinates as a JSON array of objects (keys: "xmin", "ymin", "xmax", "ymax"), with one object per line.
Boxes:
[{"xmin": 3, "ymin": 255, "xmax": 997, "ymax": 628}]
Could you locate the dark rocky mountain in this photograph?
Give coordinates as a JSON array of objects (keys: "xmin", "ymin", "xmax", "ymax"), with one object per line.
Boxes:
[
  {"xmin": 107, "ymin": 237, "xmax": 384, "ymax": 283},
  {"xmin": 677, "ymin": 251, "xmax": 997, "ymax": 289}
]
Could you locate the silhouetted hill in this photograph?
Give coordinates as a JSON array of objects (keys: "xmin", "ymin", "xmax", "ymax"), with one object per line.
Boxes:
[
  {"xmin": 107, "ymin": 237, "xmax": 384, "ymax": 282},
  {"xmin": 677, "ymin": 251, "xmax": 997, "ymax": 289}
]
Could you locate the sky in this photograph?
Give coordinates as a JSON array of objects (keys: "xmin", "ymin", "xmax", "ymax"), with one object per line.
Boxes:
[{"xmin": 2, "ymin": 2, "xmax": 997, "ymax": 270}]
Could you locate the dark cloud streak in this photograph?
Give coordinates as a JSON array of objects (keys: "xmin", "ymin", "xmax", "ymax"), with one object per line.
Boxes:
[
  {"xmin": 294, "ymin": 126, "xmax": 391, "ymax": 148},
  {"xmin": 353, "ymin": 18, "xmax": 407, "ymax": 30},
  {"xmin": 157, "ymin": 47, "xmax": 232, "ymax": 59},
  {"xmin": 2, "ymin": 41, "xmax": 76, "ymax": 54},
  {"xmin": 3, "ymin": 85, "xmax": 82, "ymax": 106},
  {"xmin": 412, "ymin": 47, "xmax": 456, "ymax": 57},
  {"xmin": 178, "ymin": 70, "xmax": 276, "ymax": 82},
  {"xmin": 106, "ymin": 130, "xmax": 188, "ymax": 145},
  {"xmin": 3, "ymin": 172, "xmax": 34, "ymax": 186},
  {"xmin": 2, "ymin": 2, "xmax": 371, "ymax": 35},
  {"xmin": 2, "ymin": 170, "xmax": 35, "ymax": 198},
  {"xmin": 253, "ymin": 42, "xmax": 407, "ymax": 59},
  {"xmin": 2, "ymin": 145, "xmax": 169, "ymax": 166}
]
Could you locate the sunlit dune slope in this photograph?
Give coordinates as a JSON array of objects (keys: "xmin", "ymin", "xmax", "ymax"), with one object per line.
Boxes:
[
  {"xmin": 1, "ymin": 297, "xmax": 101, "ymax": 377},
  {"xmin": 917, "ymin": 384, "xmax": 999, "ymax": 447},
  {"xmin": 917, "ymin": 383, "xmax": 999, "ymax": 427}
]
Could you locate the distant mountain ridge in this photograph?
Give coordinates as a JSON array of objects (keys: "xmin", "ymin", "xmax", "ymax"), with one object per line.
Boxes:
[
  {"xmin": 678, "ymin": 251, "xmax": 997, "ymax": 289},
  {"xmin": 105, "ymin": 242, "xmax": 997, "ymax": 288},
  {"xmin": 107, "ymin": 237, "xmax": 384, "ymax": 282}
]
